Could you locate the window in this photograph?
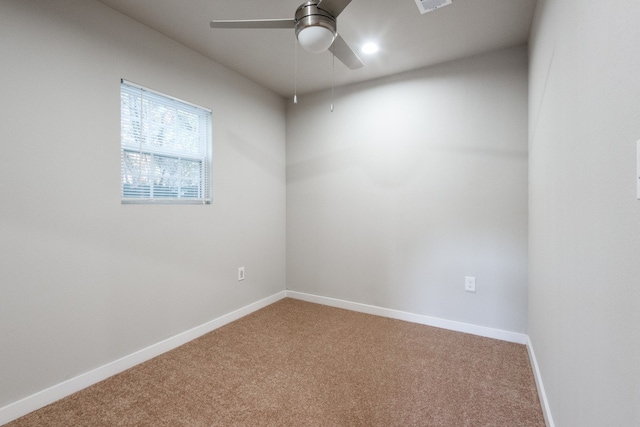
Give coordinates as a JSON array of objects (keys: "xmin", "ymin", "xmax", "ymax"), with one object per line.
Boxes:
[{"xmin": 120, "ymin": 80, "xmax": 212, "ymax": 204}]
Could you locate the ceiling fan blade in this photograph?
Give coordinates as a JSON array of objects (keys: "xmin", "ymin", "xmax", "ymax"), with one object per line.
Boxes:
[
  {"xmin": 329, "ymin": 34, "xmax": 364, "ymax": 70},
  {"xmin": 319, "ymin": 0, "xmax": 353, "ymax": 17},
  {"xmin": 210, "ymin": 19, "xmax": 295, "ymax": 29}
]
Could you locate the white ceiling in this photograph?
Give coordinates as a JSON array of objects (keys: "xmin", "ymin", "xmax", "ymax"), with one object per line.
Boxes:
[{"xmin": 97, "ymin": 0, "xmax": 537, "ymax": 98}]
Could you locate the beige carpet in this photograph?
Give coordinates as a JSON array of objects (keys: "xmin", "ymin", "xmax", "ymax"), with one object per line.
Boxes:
[{"xmin": 7, "ymin": 298, "xmax": 545, "ymax": 426}]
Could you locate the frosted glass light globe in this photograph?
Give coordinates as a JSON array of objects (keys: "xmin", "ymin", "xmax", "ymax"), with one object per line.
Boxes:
[{"xmin": 297, "ymin": 26, "xmax": 336, "ymax": 53}]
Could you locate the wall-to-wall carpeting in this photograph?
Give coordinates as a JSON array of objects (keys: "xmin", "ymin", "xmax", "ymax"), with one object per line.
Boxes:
[{"xmin": 7, "ymin": 299, "xmax": 544, "ymax": 426}]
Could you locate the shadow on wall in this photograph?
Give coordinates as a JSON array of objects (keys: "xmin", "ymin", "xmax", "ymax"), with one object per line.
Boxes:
[
  {"xmin": 226, "ymin": 130, "xmax": 284, "ymax": 181},
  {"xmin": 287, "ymin": 142, "xmax": 526, "ymax": 187}
]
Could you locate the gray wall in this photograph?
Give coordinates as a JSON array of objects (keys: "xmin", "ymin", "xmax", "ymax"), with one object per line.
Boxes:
[
  {"xmin": 0, "ymin": 0, "xmax": 286, "ymax": 407},
  {"xmin": 287, "ymin": 47, "xmax": 529, "ymax": 333},
  {"xmin": 6, "ymin": 0, "xmax": 639, "ymax": 424},
  {"xmin": 528, "ymin": 0, "xmax": 640, "ymax": 425}
]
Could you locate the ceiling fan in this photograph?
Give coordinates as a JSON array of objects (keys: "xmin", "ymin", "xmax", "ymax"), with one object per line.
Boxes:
[{"xmin": 210, "ymin": 0, "xmax": 364, "ymax": 70}]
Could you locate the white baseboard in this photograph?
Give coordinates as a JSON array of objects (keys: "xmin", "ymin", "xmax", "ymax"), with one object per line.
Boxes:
[
  {"xmin": 2, "ymin": 290, "xmax": 552, "ymax": 426},
  {"xmin": 0, "ymin": 291, "xmax": 287, "ymax": 426},
  {"xmin": 285, "ymin": 290, "xmax": 528, "ymax": 344},
  {"xmin": 526, "ymin": 336, "xmax": 555, "ymax": 427}
]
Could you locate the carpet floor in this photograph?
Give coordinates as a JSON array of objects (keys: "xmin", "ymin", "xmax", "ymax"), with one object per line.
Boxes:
[{"xmin": 6, "ymin": 298, "xmax": 545, "ymax": 426}]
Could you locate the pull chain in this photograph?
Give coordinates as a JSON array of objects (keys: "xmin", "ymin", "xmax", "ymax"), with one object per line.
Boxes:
[
  {"xmin": 293, "ymin": 37, "xmax": 298, "ymax": 104},
  {"xmin": 330, "ymin": 51, "xmax": 335, "ymax": 112}
]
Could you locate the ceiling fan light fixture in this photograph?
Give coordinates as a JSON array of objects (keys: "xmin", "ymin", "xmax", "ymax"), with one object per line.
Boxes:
[
  {"xmin": 294, "ymin": 1, "xmax": 337, "ymax": 54},
  {"xmin": 297, "ymin": 26, "xmax": 336, "ymax": 53}
]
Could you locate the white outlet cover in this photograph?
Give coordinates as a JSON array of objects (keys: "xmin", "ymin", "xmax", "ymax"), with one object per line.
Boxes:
[{"xmin": 465, "ymin": 276, "xmax": 476, "ymax": 292}]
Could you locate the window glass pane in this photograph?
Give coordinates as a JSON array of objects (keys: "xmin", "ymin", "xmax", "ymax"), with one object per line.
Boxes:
[{"xmin": 120, "ymin": 80, "xmax": 211, "ymax": 204}]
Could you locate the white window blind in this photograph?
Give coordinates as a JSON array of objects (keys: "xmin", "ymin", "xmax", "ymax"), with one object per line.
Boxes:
[{"xmin": 120, "ymin": 80, "xmax": 212, "ymax": 204}]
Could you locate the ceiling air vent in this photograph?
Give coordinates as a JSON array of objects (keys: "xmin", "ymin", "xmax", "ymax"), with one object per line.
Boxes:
[{"xmin": 415, "ymin": 0, "xmax": 452, "ymax": 14}]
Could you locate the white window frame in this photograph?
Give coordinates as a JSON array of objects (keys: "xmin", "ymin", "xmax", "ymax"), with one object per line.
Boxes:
[{"xmin": 120, "ymin": 80, "xmax": 212, "ymax": 204}]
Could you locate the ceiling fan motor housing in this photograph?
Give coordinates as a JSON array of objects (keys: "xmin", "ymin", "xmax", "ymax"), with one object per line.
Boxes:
[{"xmin": 295, "ymin": 1, "xmax": 337, "ymax": 53}]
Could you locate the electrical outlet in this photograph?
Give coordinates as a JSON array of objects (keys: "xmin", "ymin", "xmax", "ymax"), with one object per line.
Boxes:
[
  {"xmin": 465, "ymin": 276, "xmax": 476, "ymax": 292},
  {"xmin": 238, "ymin": 267, "xmax": 245, "ymax": 281}
]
